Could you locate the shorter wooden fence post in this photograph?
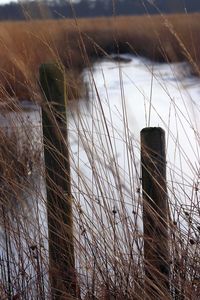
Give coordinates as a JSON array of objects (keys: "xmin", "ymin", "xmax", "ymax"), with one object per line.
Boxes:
[
  {"xmin": 141, "ymin": 127, "xmax": 169, "ymax": 299},
  {"xmin": 40, "ymin": 63, "xmax": 77, "ymax": 299}
]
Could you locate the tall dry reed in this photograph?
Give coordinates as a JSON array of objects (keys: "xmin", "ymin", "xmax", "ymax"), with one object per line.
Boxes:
[
  {"xmin": 0, "ymin": 9, "xmax": 199, "ymax": 300},
  {"xmin": 0, "ymin": 13, "xmax": 198, "ymax": 101}
]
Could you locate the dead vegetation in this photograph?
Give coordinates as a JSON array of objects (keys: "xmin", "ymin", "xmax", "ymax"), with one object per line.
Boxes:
[
  {"xmin": 0, "ymin": 13, "xmax": 198, "ymax": 102},
  {"xmin": 0, "ymin": 11, "xmax": 199, "ymax": 300}
]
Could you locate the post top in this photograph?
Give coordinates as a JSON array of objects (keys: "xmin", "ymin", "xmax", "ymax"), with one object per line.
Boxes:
[{"xmin": 141, "ymin": 127, "xmax": 165, "ymax": 134}]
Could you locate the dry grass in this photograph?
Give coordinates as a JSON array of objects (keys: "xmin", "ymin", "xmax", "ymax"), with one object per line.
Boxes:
[
  {"xmin": 0, "ymin": 13, "xmax": 199, "ymax": 102},
  {"xmin": 0, "ymin": 11, "xmax": 199, "ymax": 300}
]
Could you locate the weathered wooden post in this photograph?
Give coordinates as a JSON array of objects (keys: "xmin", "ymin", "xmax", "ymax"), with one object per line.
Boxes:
[
  {"xmin": 141, "ymin": 127, "xmax": 169, "ymax": 299},
  {"xmin": 40, "ymin": 63, "xmax": 77, "ymax": 299}
]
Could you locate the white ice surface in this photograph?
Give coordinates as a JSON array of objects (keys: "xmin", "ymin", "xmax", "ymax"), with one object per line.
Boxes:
[{"xmin": 69, "ymin": 56, "xmax": 200, "ymax": 232}]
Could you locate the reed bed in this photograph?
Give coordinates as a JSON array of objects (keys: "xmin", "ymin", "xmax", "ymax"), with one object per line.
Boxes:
[
  {"xmin": 0, "ymin": 11, "xmax": 199, "ymax": 300},
  {"xmin": 0, "ymin": 13, "xmax": 199, "ymax": 102}
]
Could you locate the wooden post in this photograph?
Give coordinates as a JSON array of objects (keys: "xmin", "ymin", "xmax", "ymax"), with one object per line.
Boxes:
[
  {"xmin": 141, "ymin": 127, "xmax": 169, "ymax": 299},
  {"xmin": 39, "ymin": 63, "xmax": 77, "ymax": 299}
]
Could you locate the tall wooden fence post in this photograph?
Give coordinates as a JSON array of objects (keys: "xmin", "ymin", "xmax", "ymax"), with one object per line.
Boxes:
[
  {"xmin": 39, "ymin": 63, "xmax": 77, "ymax": 299},
  {"xmin": 141, "ymin": 127, "xmax": 169, "ymax": 299}
]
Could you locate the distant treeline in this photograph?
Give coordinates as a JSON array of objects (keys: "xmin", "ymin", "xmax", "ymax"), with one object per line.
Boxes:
[{"xmin": 1, "ymin": 0, "xmax": 200, "ymax": 21}]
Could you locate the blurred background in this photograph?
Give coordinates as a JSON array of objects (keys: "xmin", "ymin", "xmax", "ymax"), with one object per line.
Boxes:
[{"xmin": 0, "ymin": 0, "xmax": 199, "ymax": 21}]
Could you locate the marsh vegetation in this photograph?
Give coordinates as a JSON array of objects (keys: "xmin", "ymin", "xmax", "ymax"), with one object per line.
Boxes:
[{"xmin": 0, "ymin": 11, "xmax": 199, "ymax": 299}]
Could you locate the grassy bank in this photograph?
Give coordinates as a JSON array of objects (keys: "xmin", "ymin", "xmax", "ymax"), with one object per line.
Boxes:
[{"xmin": 0, "ymin": 13, "xmax": 199, "ymax": 103}]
